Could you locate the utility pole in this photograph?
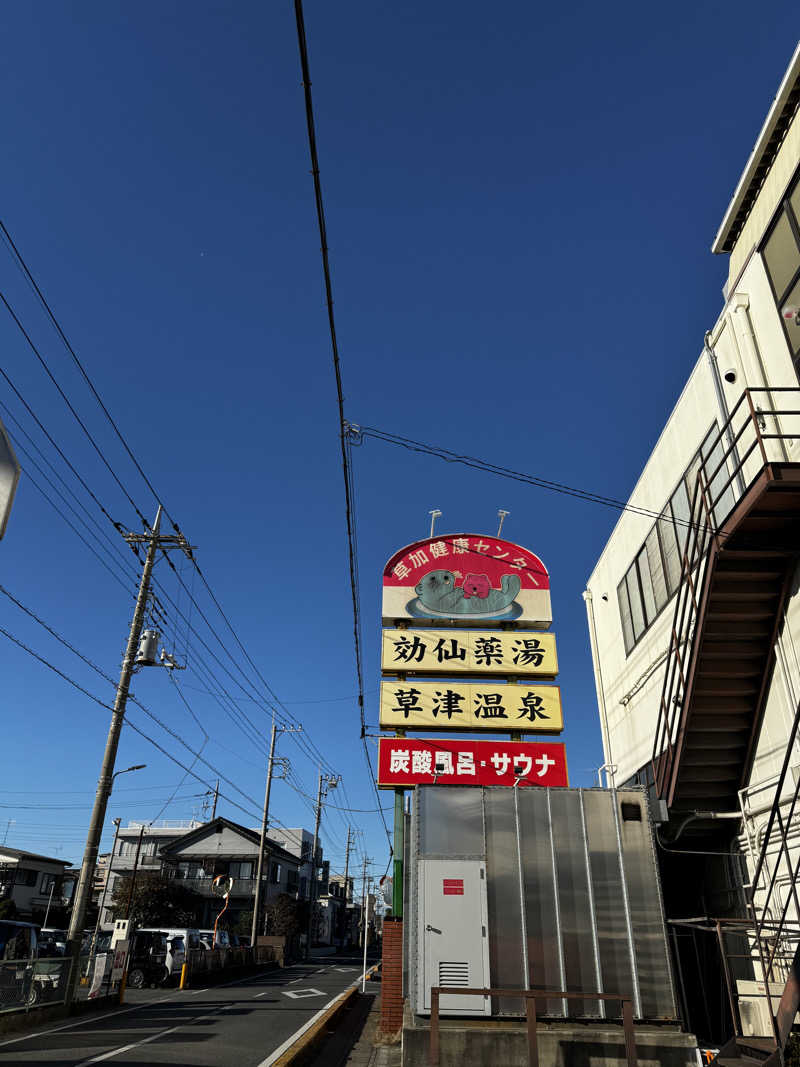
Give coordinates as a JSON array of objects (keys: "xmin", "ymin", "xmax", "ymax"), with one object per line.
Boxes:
[
  {"xmin": 65, "ymin": 506, "xmax": 194, "ymax": 1002},
  {"xmin": 211, "ymin": 780, "xmax": 219, "ymax": 820},
  {"xmin": 340, "ymin": 826, "xmax": 351, "ymax": 947},
  {"xmin": 250, "ymin": 722, "xmax": 298, "ymax": 946},
  {"xmin": 360, "ymin": 855, "xmax": 369, "ymax": 992},
  {"xmin": 89, "ymin": 817, "xmax": 121, "ymax": 960},
  {"xmin": 124, "ymin": 825, "xmax": 146, "ymax": 919},
  {"xmin": 305, "ymin": 770, "xmax": 340, "ymax": 958}
]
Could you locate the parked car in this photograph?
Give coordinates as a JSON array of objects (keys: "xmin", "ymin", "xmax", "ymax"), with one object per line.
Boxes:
[
  {"xmin": 198, "ymin": 928, "xmax": 230, "ymax": 950},
  {"xmin": 136, "ymin": 927, "xmax": 201, "ymax": 979},
  {"xmin": 38, "ymin": 928, "xmax": 67, "ymax": 957},
  {"xmin": 123, "ymin": 930, "xmax": 170, "ymax": 989},
  {"xmin": 0, "ymin": 921, "xmax": 37, "ymax": 1008}
]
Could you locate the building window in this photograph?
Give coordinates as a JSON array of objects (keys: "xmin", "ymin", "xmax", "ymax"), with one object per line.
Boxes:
[
  {"xmin": 270, "ymin": 863, "xmax": 282, "ymax": 884},
  {"xmin": 40, "ymin": 874, "xmax": 57, "ymax": 895},
  {"xmin": 228, "ymin": 862, "xmax": 253, "ymax": 880},
  {"xmin": 761, "ymin": 171, "xmax": 800, "ymax": 365},
  {"xmin": 616, "ymin": 425, "xmax": 736, "ymax": 655},
  {"xmin": 16, "ymin": 869, "xmax": 37, "ymax": 887}
]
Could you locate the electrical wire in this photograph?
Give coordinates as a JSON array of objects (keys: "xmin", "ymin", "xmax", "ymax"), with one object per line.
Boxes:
[
  {"xmin": 0, "ymin": 220, "xmax": 162, "ymax": 516},
  {"xmin": 0, "ymin": 291, "xmax": 147, "ymax": 526},
  {"xmin": 0, "ymin": 622, "xmax": 264, "ymax": 824},
  {"xmin": 354, "ymin": 423, "xmax": 708, "ymax": 531},
  {"xmin": 292, "ymin": 2, "xmax": 390, "ymax": 849}
]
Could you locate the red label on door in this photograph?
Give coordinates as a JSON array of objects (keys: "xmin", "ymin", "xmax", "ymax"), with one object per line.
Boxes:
[{"xmin": 443, "ymin": 879, "xmax": 464, "ymax": 895}]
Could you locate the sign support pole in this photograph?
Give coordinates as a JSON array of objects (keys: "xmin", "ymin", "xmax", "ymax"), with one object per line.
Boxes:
[{"xmin": 392, "ymin": 789, "xmax": 404, "ymax": 918}]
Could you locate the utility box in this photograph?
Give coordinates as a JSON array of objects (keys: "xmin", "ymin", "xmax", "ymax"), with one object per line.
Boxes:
[
  {"xmin": 111, "ymin": 919, "xmax": 130, "ymax": 949},
  {"xmin": 416, "ymin": 858, "xmax": 490, "ymax": 1016}
]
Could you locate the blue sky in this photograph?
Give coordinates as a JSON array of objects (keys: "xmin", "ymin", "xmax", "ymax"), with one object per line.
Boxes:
[{"xmin": 0, "ymin": 1, "xmax": 795, "ymax": 878}]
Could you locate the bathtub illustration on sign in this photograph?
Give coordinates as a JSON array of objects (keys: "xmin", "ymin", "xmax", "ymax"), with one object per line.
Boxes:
[{"xmin": 382, "ymin": 534, "xmax": 552, "ymax": 629}]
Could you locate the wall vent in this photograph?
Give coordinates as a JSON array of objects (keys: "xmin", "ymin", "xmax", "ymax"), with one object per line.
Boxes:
[{"xmin": 439, "ymin": 961, "xmax": 469, "ymax": 988}]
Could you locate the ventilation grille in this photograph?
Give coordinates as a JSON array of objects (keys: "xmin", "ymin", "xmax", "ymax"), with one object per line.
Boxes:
[{"xmin": 439, "ymin": 961, "xmax": 469, "ymax": 988}]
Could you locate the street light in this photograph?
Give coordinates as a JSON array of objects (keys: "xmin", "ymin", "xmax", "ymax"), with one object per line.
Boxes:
[{"xmin": 87, "ymin": 764, "xmax": 146, "ymax": 960}]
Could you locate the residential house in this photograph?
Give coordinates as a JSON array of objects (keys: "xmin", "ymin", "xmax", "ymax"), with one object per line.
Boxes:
[
  {"xmin": 95, "ymin": 820, "xmax": 202, "ymax": 928},
  {"xmin": 160, "ymin": 817, "xmax": 302, "ymax": 930},
  {"xmin": 0, "ymin": 847, "xmax": 74, "ymax": 923}
]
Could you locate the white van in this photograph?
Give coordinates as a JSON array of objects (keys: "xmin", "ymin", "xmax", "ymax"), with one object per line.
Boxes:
[
  {"xmin": 198, "ymin": 928, "xmax": 230, "ymax": 950},
  {"xmin": 136, "ymin": 927, "xmax": 201, "ymax": 977}
]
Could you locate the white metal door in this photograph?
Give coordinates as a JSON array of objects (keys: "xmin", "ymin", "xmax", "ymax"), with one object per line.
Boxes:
[{"xmin": 418, "ymin": 858, "xmax": 490, "ymax": 1016}]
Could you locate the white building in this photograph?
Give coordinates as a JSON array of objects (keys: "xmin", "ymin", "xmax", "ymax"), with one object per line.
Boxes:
[{"xmin": 584, "ymin": 43, "xmax": 800, "ymax": 1050}]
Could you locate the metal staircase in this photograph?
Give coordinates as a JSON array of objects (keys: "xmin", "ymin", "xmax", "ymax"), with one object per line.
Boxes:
[{"xmin": 652, "ymin": 389, "xmax": 800, "ymax": 1061}]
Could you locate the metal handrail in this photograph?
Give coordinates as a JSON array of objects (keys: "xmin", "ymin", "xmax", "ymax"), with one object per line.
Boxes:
[
  {"xmin": 428, "ymin": 986, "xmax": 637, "ymax": 1067},
  {"xmin": 651, "ymin": 386, "xmax": 800, "ymax": 801}
]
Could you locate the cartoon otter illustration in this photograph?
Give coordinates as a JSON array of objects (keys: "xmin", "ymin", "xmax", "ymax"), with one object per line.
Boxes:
[
  {"xmin": 462, "ymin": 573, "xmax": 491, "ymax": 599},
  {"xmin": 415, "ymin": 569, "xmax": 521, "ymax": 616}
]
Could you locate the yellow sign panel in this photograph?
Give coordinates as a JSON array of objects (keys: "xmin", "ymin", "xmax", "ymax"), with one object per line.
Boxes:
[
  {"xmin": 381, "ymin": 629, "xmax": 557, "ymax": 677},
  {"xmin": 379, "ymin": 681, "xmax": 563, "ymax": 734}
]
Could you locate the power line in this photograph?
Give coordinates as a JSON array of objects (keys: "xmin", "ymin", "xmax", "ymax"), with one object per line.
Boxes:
[
  {"xmin": 0, "ymin": 622, "xmax": 264, "ymax": 825},
  {"xmin": 0, "ymin": 291, "xmax": 147, "ymax": 525},
  {"xmin": 0, "ymin": 219, "xmax": 163, "ymax": 513},
  {"xmin": 292, "ymin": 0, "xmax": 389, "ymax": 849},
  {"xmin": 353, "ymin": 423, "xmax": 706, "ymax": 530},
  {"xmin": 0, "ymin": 223, "xmax": 355, "ymax": 833}
]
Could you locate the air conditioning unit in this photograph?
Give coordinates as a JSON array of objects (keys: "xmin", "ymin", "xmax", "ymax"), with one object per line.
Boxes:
[{"xmin": 736, "ymin": 979, "xmax": 784, "ymax": 1037}]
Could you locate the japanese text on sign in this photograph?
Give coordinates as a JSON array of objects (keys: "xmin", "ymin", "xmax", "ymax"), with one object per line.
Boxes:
[
  {"xmin": 379, "ymin": 681, "xmax": 563, "ymax": 733},
  {"xmin": 381, "ymin": 629, "xmax": 557, "ymax": 677},
  {"xmin": 377, "ymin": 737, "xmax": 568, "ymax": 788}
]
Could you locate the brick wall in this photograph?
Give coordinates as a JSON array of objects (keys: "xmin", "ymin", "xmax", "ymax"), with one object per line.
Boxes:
[{"xmin": 380, "ymin": 916, "xmax": 404, "ymax": 1034}]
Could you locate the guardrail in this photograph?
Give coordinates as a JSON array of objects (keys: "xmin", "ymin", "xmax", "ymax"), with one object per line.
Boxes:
[{"xmin": 428, "ymin": 987, "xmax": 637, "ymax": 1067}]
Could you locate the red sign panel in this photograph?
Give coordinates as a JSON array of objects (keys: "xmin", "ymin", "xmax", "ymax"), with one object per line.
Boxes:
[
  {"xmin": 377, "ymin": 737, "xmax": 568, "ymax": 789},
  {"xmin": 382, "ymin": 534, "xmax": 552, "ymax": 628},
  {"xmin": 443, "ymin": 879, "xmax": 464, "ymax": 895}
]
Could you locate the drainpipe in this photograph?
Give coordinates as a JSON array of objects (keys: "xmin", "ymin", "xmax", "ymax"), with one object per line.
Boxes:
[
  {"xmin": 583, "ymin": 589, "xmax": 615, "ymax": 788},
  {"xmin": 730, "ymin": 295, "xmax": 789, "ymax": 461},
  {"xmin": 705, "ymin": 330, "xmax": 747, "ymax": 497}
]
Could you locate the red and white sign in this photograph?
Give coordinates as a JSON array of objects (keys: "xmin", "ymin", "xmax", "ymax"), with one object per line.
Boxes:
[
  {"xmin": 377, "ymin": 737, "xmax": 568, "ymax": 788},
  {"xmin": 382, "ymin": 534, "xmax": 552, "ymax": 629},
  {"xmin": 443, "ymin": 879, "xmax": 464, "ymax": 895}
]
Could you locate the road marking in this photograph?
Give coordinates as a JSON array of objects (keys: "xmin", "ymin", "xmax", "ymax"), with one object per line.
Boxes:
[
  {"xmin": 0, "ymin": 967, "xmax": 277, "ymax": 1050},
  {"xmin": 282, "ymin": 988, "xmax": 325, "ymax": 1000},
  {"xmin": 333, "ymin": 967, "xmax": 357, "ymax": 973},
  {"xmin": 74, "ymin": 1004, "xmax": 235, "ymax": 1065},
  {"xmin": 289, "ymin": 977, "xmax": 302, "ymax": 983}
]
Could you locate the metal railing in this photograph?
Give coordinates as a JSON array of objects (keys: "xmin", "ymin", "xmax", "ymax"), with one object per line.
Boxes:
[
  {"xmin": 0, "ymin": 955, "xmax": 73, "ymax": 1014},
  {"xmin": 428, "ymin": 987, "xmax": 637, "ymax": 1067},
  {"xmin": 652, "ymin": 387, "xmax": 800, "ymax": 801},
  {"xmin": 185, "ymin": 944, "xmax": 276, "ymax": 978},
  {"xmin": 746, "ymin": 690, "xmax": 800, "ymax": 1053}
]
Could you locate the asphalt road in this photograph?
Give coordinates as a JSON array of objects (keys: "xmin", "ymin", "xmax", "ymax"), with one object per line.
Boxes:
[{"xmin": 0, "ymin": 955, "xmax": 372, "ymax": 1067}]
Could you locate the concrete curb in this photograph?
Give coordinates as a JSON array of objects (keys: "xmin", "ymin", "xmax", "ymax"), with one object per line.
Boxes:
[{"xmin": 271, "ymin": 965, "xmax": 380, "ymax": 1067}]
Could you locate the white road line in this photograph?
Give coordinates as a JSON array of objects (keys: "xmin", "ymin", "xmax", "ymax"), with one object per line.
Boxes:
[
  {"xmin": 74, "ymin": 1004, "xmax": 233, "ymax": 1066},
  {"xmin": 255, "ymin": 993, "xmax": 344, "ymax": 1067},
  {"xmin": 0, "ymin": 967, "xmax": 277, "ymax": 1050},
  {"xmin": 256, "ymin": 966, "xmax": 380, "ymax": 1067}
]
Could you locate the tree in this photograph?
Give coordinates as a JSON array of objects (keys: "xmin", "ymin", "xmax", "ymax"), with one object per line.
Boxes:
[
  {"xmin": 0, "ymin": 900, "xmax": 17, "ymax": 921},
  {"xmin": 109, "ymin": 873, "xmax": 202, "ymax": 927},
  {"xmin": 264, "ymin": 894, "xmax": 301, "ymax": 937}
]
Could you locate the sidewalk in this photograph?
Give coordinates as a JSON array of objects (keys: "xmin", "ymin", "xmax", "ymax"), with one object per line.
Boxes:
[{"xmin": 307, "ymin": 986, "xmax": 401, "ymax": 1067}]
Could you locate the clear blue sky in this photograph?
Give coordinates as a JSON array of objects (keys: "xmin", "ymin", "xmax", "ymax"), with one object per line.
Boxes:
[{"xmin": 0, "ymin": 1, "xmax": 794, "ymax": 878}]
